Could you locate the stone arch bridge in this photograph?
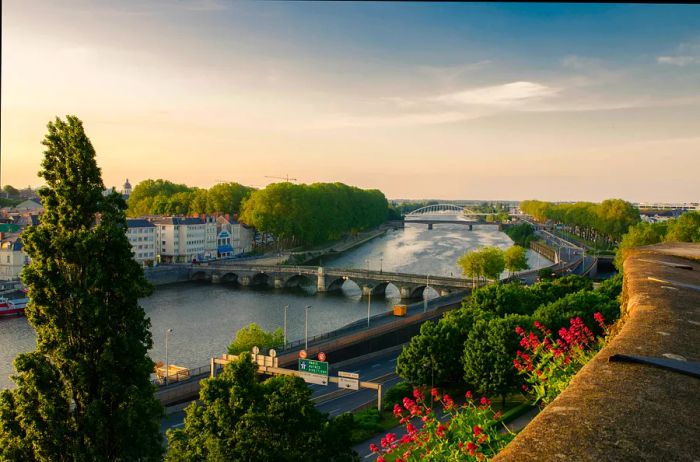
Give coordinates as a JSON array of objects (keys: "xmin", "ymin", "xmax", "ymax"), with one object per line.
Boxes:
[{"xmin": 189, "ymin": 263, "xmax": 472, "ymax": 299}]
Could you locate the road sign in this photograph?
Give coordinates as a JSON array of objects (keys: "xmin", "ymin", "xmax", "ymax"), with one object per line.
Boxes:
[
  {"xmin": 338, "ymin": 377, "xmax": 359, "ymax": 391},
  {"xmin": 338, "ymin": 371, "xmax": 359, "ymax": 380},
  {"xmin": 299, "ymin": 350, "xmax": 307, "ymax": 359},
  {"xmin": 298, "ymin": 359, "xmax": 328, "ymax": 376},
  {"xmin": 298, "ymin": 371, "xmax": 328, "ymax": 386},
  {"xmin": 318, "ymin": 351, "xmax": 326, "ymax": 362}
]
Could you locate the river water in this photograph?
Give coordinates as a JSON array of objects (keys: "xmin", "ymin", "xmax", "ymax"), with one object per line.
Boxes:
[{"xmin": 0, "ymin": 222, "xmax": 551, "ymax": 389}]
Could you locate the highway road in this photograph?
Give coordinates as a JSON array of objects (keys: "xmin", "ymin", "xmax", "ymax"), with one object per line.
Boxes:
[{"xmin": 160, "ymin": 347, "xmax": 404, "ymax": 434}]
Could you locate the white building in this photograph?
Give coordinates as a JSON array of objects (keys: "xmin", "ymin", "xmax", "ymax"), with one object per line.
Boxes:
[
  {"xmin": 204, "ymin": 215, "xmax": 218, "ymax": 260},
  {"xmin": 0, "ymin": 235, "xmax": 28, "ymax": 281},
  {"xmin": 216, "ymin": 216, "xmax": 254, "ymax": 256},
  {"xmin": 126, "ymin": 219, "xmax": 157, "ymax": 267},
  {"xmin": 152, "ymin": 217, "xmax": 207, "ymax": 263}
]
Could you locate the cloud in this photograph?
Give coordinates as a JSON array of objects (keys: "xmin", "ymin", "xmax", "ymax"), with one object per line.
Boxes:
[
  {"xmin": 657, "ymin": 56, "xmax": 697, "ymax": 66},
  {"xmin": 305, "ymin": 111, "xmax": 475, "ymax": 130},
  {"xmin": 435, "ymin": 81, "xmax": 559, "ymax": 107},
  {"xmin": 657, "ymin": 40, "xmax": 700, "ymax": 66}
]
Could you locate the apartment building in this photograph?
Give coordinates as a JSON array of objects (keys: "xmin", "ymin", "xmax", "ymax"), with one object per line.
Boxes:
[
  {"xmin": 126, "ymin": 219, "xmax": 157, "ymax": 267},
  {"xmin": 0, "ymin": 235, "xmax": 28, "ymax": 281},
  {"xmin": 152, "ymin": 217, "xmax": 207, "ymax": 263}
]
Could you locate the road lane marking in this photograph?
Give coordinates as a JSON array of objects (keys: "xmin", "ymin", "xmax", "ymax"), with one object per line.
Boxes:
[
  {"xmin": 371, "ymin": 363, "xmax": 381, "ymax": 368},
  {"xmin": 170, "ymin": 423, "xmax": 185, "ymax": 428}
]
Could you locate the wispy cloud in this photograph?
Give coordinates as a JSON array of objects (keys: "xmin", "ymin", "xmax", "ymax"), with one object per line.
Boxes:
[
  {"xmin": 304, "ymin": 111, "xmax": 475, "ymax": 130},
  {"xmin": 434, "ymin": 81, "xmax": 559, "ymax": 107},
  {"xmin": 657, "ymin": 40, "xmax": 700, "ymax": 66}
]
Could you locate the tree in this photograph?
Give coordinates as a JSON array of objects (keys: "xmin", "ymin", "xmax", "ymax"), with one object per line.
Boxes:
[
  {"xmin": 3, "ymin": 184, "xmax": 19, "ymax": 197},
  {"xmin": 457, "ymin": 247, "xmax": 505, "ymax": 286},
  {"xmin": 206, "ymin": 182, "xmax": 254, "ymax": 215},
  {"xmin": 463, "ymin": 315, "xmax": 532, "ymax": 405},
  {"xmin": 228, "ymin": 323, "xmax": 284, "ymax": 355},
  {"xmin": 504, "ymin": 245, "xmax": 529, "ymax": 276},
  {"xmin": 614, "ymin": 221, "xmax": 668, "ymax": 269},
  {"xmin": 0, "ymin": 116, "xmax": 163, "ymax": 461},
  {"xmin": 664, "ymin": 211, "xmax": 700, "ymax": 243},
  {"xmin": 166, "ymin": 353, "xmax": 358, "ymax": 461}
]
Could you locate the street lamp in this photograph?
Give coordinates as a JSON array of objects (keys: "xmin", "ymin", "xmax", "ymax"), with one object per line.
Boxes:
[
  {"xmin": 283, "ymin": 305, "xmax": 288, "ymax": 347},
  {"xmin": 424, "ymin": 274, "xmax": 430, "ymax": 313},
  {"xmin": 380, "ymin": 257, "xmax": 383, "ymax": 274},
  {"xmin": 165, "ymin": 328, "xmax": 173, "ymax": 385},
  {"xmin": 305, "ymin": 305, "xmax": 311, "ymax": 351},
  {"xmin": 367, "ymin": 287, "xmax": 372, "ymax": 328}
]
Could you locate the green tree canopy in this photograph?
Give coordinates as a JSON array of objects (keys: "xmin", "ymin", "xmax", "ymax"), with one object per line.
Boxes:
[
  {"xmin": 0, "ymin": 116, "xmax": 163, "ymax": 461},
  {"xmin": 504, "ymin": 245, "xmax": 529, "ymax": 275},
  {"xmin": 457, "ymin": 246, "xmax": 506, "ymax": 283},
  {"xmin": 166, "ymin": 353, "xmax": 358, "ymax": 461},
  {"xmin": 228, "ymin": 323, "xmax": 285, "ymax": 355}
]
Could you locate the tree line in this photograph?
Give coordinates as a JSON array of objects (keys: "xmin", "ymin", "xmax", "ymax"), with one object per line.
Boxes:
[
  {"xmin": 520, "ymin": 199, "xmax": 640, "ymax": 243},
  {"xmin": 239, "ymin": 182, "xmax": 389, "ymax": 246},
  {"xmin": 615, "ymin": 211, "xmax": 700, "ymax": 269},
  {"xmin": 127, "ymin": 180, "xmax": 255, "ymax": 217}
]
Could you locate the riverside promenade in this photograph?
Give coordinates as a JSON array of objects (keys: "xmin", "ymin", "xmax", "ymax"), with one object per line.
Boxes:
[{"xmin": 495, "ymin": 242, "xmax": 700, "ymax": 462}]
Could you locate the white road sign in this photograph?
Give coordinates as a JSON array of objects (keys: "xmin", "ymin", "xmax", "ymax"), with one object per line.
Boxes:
[
  {"xmin": 338, "ymin": 377, "xmax": 359, "ymax": 390},
  {"xmin": 298, "ymin": 371, "xmax": 328, "ymax": 386}
]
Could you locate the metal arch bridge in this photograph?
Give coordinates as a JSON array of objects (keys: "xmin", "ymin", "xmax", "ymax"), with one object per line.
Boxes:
[{"xmin": 406, "ymin": 203, "xmax": 480, "ymax": 217}]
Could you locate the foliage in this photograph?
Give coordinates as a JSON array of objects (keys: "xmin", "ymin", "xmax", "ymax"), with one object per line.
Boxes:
[
  {"xmin": 167, "ymin": 353, "xmax": 358, "ymax": 461},
  {"xmin": 382, "ymin": 381, "xmax": 415, "ymax": 411},
  {"xmin": 520, "ymin": 199, "xmax": 640, "ymax": 242},
  {"xmin": 127, "ymin": 179, "xmax": 254, "ymax": 217},
  {"xmin": 346, "ymin": 408, "xmax": 399, "ymax": 444},
  {"xmin": 457, "ymin": 246, "xmax": 506, "ymax": 283},
  {"xmin": 614, "ymin": 211, "xmax": 700, "ymax": 269},
  {"xmin": 532, "ymin": 289, "xmax": 618, "ymax": 336},
  {"xmin": 240, "ymin": 182, "xmax": 389, "ymax": 245},
  {"xmin": 463, "ymin": 315, "xmax": 533, "ymax": 402},
  {"xmin": 371, "ymin": 388, "xmax": 513, "ymax": 461},
  {"xmin": 396, "ymin": 307, "xmax": 484, "ymax": 388},
  {"xmin": 3, "ymin": 184, "xmax": 20, "ymax": 197},
  {"xmin": 227, "ymin": 323, "xmax": 285, "ymax": 355},
  {"xmin": 504, "ymin": 245, "xmax": 529, "ymax": 275},
  {"xmin": 465, "ymin": 283, "xmax": 542, "ymax": 317},
  {"xmin": 514, "ymin": 314, "xmax": 608, "ymax": 406},
  {"xmin": 503, "ymin": 222, "xmax": 536, "ymax": 247},
  {"xmin": 0, "ymin": 116, "xmax": 163, "ymax": 461},
  {"xmin": 595, "ymin": 273, "xmax": 623, "ymax": 302},
  {"xmin": 537, "ymin": 267, "xmax": 556, "ymax": 280},
  {"xmin": 530, "ymin": 275, "xmax": 593, "ymax": 303}
]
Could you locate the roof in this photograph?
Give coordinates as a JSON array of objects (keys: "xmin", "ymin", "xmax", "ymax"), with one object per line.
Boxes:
[
  {"xmin": 0, "ymin": 236, "xmax": 23, "ymax": 251},
  {"xmin": 150, "ymin": 217, "xmax": 205, "ymax": 226},
  {"xmin": 126, "ymin": 219, "xmax": 155, "ymax": 228}
]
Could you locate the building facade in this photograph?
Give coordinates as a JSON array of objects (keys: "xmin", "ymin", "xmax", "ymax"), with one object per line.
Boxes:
[
  {"xmin": 0, "ymin": 236, "xmax": 28, "ymax": 281},
  {"xmin": 126, "ymin": 219, "xmax": 157, "ymax": 267},
  {"xmin": 152, "ymin": 217, "xmax": 207, "ymax": 263}
]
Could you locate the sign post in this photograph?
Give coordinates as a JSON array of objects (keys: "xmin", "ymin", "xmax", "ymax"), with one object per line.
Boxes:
[{"xmin": 298, "ymin": 358, "xmax": 329, "ymax": 386}]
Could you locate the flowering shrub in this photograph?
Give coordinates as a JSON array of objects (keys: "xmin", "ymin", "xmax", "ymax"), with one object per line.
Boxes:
[
  {"xmin": 514, "ymin": 313, "xmax": 607, "ymax": 406},
  {"xmin": 370, "ymin": 388, "xmax": 513, "ymax": 461}
]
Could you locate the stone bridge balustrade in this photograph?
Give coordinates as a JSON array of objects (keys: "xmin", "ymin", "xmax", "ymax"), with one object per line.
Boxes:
[{"xmin": 189, "ymin": 263, "xmax": 468, "ymax": 300}]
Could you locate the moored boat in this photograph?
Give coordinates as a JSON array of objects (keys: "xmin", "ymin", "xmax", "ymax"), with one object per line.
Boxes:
[{"xmin": 0, "ymin": 292, "xmax": 29, "ymax": 318}]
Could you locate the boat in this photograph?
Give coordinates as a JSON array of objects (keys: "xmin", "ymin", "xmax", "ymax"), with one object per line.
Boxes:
[{"xmin": 0, "ymin": 292, "xmax": 29, "ymax": 318}]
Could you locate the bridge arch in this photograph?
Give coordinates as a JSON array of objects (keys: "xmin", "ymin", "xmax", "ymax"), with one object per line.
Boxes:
[
  {"xmin": 250, "ymin": 272, "xmax": 269, "ymax": 286},
  {"xmin": 284, "ymin": 274, "xmax": 314, "ymax": 289},
  {"xmin": 220, "ymin": 272, "xmax": 239, "ymax": 284},
  {"xmin": 191, "ymin": 271, "xmax": 208, "ymax": 281},
  {"xmin": 406, "ymin": 204, "xmax": 474, "ymax": 216}
]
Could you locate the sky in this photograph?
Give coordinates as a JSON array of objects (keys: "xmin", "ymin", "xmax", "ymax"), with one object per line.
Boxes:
[{"xmin": 2, "ymin": 1, "xmax": 699, "ymax": 202}]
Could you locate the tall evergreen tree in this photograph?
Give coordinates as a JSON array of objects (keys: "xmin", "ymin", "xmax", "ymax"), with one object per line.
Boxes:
[{"xmin": 0, "ymin": 116, "xmax": 163, "ymax": 461}]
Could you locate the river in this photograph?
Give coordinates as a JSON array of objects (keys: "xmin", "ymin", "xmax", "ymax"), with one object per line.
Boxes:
[{"xmin": 0, "ymin": 222, "xmax": 551, "ymax": 389}]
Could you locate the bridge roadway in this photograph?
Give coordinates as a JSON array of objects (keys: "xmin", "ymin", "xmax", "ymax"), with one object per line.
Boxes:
[
  {"xmin": 190, "ymin": 263, "xmax": 473, "ymax": 299},
  {"xmin": 388, "ymin": 219, "xmax": 506, "ymax": 231}
]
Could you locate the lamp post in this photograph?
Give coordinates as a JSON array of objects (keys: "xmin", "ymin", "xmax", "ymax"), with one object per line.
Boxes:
[
  {"xmin": 367, "ymin": 288, "xmax": 372, "ymax": 328},
  {"xmin": 305, "ymin": 305, "xmax": 311, "ymax": 351},
  {"xmin": 165, "ymin": 328, "xmax": 173, "ymax": 385},
  {"xmin": 424, "ymin": 274, "xmax": 430, "ymax": 313},
  {"xmin": 283, "ymin": 305, "xmax": 288, "ymax": 347},
  {"xmin": 380, "ymin": 257, "xmax": 383, "ymax": 274}
]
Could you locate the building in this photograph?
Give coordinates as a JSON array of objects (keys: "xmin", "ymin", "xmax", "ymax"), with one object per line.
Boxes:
[
  {"xmin": 13, "ymin": 198, "xmax": 43, "ymax": 213},
  {"xmin": 204, "ymin": 215, "xmax": 218, "ymax": 260},
  {"xmin": 0, "ymin": 235, "xmax": 28, "ymax": 281},
  {"xmin": 126, "ymin": 219, "xmax": 157, "ymax": 267},
  {"xmin": 122, "ymin": 179, "xmax": 132, "ymax": 198},
  {"xmin": 152, "ymin": 217, "xmax": 207, "ymax": 263},
  {"xmin": 216, "ymin": 215, "xmax": 254, "ymax": 256}
]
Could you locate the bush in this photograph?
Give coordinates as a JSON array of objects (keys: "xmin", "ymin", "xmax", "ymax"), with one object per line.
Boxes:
[
  {"xmin": 382, "ymin": 381, "xmax": 413, "ymax": 411},
  {"xmin": 532, "ymin": 290, "xmax": 618, "ymax": 336}
]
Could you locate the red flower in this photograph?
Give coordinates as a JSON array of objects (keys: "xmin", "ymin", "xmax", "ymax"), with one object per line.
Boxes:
[
  {"xmin": 436, "ymin": 424, "xmax": 445, "ymax": 438},
  {"xmin": 465, "ymin": 390, "xmax": 473, "ymax": 399},
  {"xmin": 430, "ymin": 387, "xmax": 439, "ymax": 397},
  {"xmin": 393, "ymin": 403, "xmax": 403, "ymax": 418},
  {"xmin": 406, "ymin": 423, "xmax": 417, "ymax": 435},
  {"xmin": 413, "ymin": 388, "xmax": 423, "ymax": 401},
  {"xmin": 473, "ymin": 425, "xmax": 483, "ymax": 436},
  {"xmin": 467, "ymin": 441, "xmax": 478, "ymax": 455},
  {"xmin": 377, "ymin": 457, "xmax": 385, "ymax": 462},
  {"xmin": 369, "ymin": 443, "xmax": 379, "ymax": 453},
  {"xmin": 515, "ymin": 326, "xmax": 524, "ymax": 336}
]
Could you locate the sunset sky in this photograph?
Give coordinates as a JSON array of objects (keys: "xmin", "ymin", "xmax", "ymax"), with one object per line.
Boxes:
[{"xmin": 2, "ymin": 1, "xmax": 699, "ymax": 202}]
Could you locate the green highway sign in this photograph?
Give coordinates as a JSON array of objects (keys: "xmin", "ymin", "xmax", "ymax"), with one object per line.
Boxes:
[{"xmin": 298, "ymin": 359, "xmax": 328, "ymax": 376}]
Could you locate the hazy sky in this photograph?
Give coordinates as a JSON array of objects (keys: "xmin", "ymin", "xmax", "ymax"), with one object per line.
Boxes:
[{"xmin": 2, "ymin": 1, "xmax": 699, "ymax": 202}]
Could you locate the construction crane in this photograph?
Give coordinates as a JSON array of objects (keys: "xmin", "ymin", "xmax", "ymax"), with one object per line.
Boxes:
[{"xmin": 264, "ymin": 174, "xmax": 298, "ymax": 183}]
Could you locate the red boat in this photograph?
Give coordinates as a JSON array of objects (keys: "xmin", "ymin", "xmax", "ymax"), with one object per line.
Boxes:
[{"xmin": 0, "ymin": 291, "xmax": 29, "ymax": 318}]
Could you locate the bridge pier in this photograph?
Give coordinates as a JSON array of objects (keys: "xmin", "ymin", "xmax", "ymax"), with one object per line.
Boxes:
[
  {"xmin": 273, "ymin": 277, "xmax": 285, "ymax": 289},
  {"xmin": 399, "ymin": 286, "xmax": 413, "ymax": 299},
  {"xmin": 239, "ymin": 275, "xmax": 251, "ymax": 287},
  {"xmin": 211, "ymin": 274, "xmax": 221, "ymax": 284}
]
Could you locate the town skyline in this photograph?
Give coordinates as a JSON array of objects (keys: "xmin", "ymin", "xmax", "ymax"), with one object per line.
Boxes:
[{"xmin": 2, "ymin": 1, "xmax": 700, "ymax": 202}]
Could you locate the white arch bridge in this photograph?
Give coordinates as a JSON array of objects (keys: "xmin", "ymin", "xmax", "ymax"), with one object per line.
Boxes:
[{"xmin": 189, "ymin": 263, "xmax": 478, "ymax": 299}]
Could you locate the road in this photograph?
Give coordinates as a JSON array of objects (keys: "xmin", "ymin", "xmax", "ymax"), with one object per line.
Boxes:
[{"xmin": 160, "ymin": 347, "xmax": 404, "ymax": 434}]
